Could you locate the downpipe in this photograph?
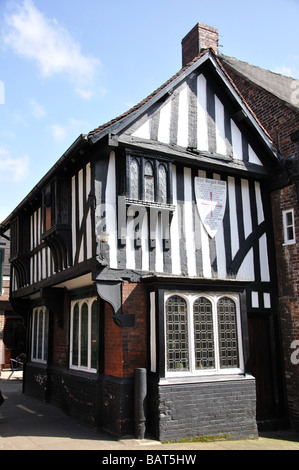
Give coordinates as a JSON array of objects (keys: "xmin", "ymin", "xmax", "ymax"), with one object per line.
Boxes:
[{"xmin": 134, "ymin": 368, "xmax": 147, "ymax": 439}]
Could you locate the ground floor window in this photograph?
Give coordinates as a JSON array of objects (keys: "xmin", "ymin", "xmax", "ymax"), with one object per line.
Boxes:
[
  {"xmin": 31, "ymin": 306, "xmax": 49, "ymax": 363},
  {"xmin": 165, "ymin": 292, "xmax": 243, "ymax": 376},
  {"xmin": 70, "ymin": 296, "xmax": 99, "ymax": 372}
]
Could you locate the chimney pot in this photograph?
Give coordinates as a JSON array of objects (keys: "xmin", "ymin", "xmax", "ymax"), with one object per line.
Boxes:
[{"xmin": 181, "ymin": 22, "xmax": 219, "ymax": 67}]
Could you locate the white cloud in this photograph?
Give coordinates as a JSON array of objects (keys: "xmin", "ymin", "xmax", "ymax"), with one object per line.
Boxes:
[
  {"xmin": 273, "ymin": 65, "xmax": 299, "ymax": 79},
  {"xmin": 49, "ymin": 118, "xmax": 88, "ymax": 143},
  {"xmin": 0, "ymin": 148, "xmax": 30, "ymax": 182},
  {"xmin": 2, "ymin": 0, "xmax": 100, "ymax": 99},
  {"xmin": 50, "ymin": 123, "xmax": 68, "ymax": 143},
  {"xmin": 273, "ymin": 54, "xmax": 299, "ymax": 80},
  {"xmin": 29, "ymin": 98, "xmax": 46, "ymax": 119}
]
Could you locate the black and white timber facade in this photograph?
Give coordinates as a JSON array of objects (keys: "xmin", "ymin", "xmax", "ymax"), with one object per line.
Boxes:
[{"xmin": 0, "ymin": 48, "xmax": 288, "ymax": 440}]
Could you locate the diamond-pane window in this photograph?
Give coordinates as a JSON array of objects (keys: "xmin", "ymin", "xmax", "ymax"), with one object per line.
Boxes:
[
  {"xmin": 164, "ymin": 293, "xmax": 242, "ymax": 376},
  {"xmin": 217, "ymin": 297, "xmax": 239, "ymax": 369},
  {"xmin": 193, "ymin": 297, "xmax": 215, "ymax": 369},
  {"xmin": 166, "ymin": 295, "xmax": 189, "ymax": 371}
]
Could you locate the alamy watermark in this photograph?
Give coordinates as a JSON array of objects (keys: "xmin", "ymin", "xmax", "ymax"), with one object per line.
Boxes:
[
  {"xmin": 96, "ymin": 196, "xmax": 175, "ymax": 243},
  {"xmin": 290, "ymin": 340, "xmax": 299, "ymax": 365}
]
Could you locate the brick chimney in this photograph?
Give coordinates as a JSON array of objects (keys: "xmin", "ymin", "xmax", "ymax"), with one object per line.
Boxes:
[{"xmin": 181, "ymin": 22, "xmax": 219, "ymax": 67}]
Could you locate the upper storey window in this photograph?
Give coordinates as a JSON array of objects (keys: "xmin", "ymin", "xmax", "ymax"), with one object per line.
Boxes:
[
  {"xmin": 127, "ymin": 153, "xmax": 172, "ymax": 205},
  {"xmin": 144, "ymin": 161, "xmax": 155, "ymax": 202},
  {"xmin": 283, "ymin": 209, "xmax": 296, "ymax": 245}
]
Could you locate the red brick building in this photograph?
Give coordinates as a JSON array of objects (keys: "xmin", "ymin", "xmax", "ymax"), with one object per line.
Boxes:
[{"xmin": 219, "ymin": 51, "xmax": 299, "ymax": 430}]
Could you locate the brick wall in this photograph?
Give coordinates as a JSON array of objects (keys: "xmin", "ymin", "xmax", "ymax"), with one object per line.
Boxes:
[
  {"xmin": 105, "ymin": 282, "xmax": 147, "ymax": 378},
  {"xmin": 221, "ymin": 63, "xmax": 299, "ymax": 160},
  {"xmin": 102, "ymin": 281, "xmax": 147, "ymax": 436},
  {"xmin": 121, "ymin": 282, "xmax": 147, "ymax": 376},
  {"xmin": 52, "ymin": 290, "xmax": 68, "ymax": 367},
  {"xmin": 182, "ymin": 23, "xmax": 218, "ymax": 67},
  {"xmin": 105, "ymin": 302, "xmax": 123, "ymax": 376},
  {"xmin": 272, "ymin": 184, "xmax": 299, "ymax": 428},
  {"xmin": 147, "ymin": 377, "xmax": 258, "ymax": 441},
  {"xmin": 223, "ymin": 60, "xmax": 299, "ymax": 430}
]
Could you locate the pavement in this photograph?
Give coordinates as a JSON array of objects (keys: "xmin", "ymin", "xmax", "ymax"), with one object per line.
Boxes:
[{"xmin": 1, "ymin": 369, "xmax": 299, "ymax": 453}]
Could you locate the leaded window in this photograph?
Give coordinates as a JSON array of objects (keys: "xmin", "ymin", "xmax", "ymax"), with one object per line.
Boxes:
[
  {"xmin": 144, "ymin": 161, "xmax": 155, "ymax": 202},
  {"xmin": 165, "ymin": 293, "xmax": 243, "ymax": 376},
  {"xmin": 129, "ymin": 158, "xmax": 140, "ymax": 200},
  {"xmin": 158, "ymin": 164, "xmax": 167, "ymax": 204},
  {"xmin": 218, "ymin": 297, "xmax": 239, "ymax": 369},
  {"xmin": 70, "ymin": 297, "xmax": 99, "ymax": 372},
  {"xmin": 194, "ymin": 297, "xmax": 215, "ymax": 369},
  {"xmin": 126, "ymin": 154, "xmax": 172, "ymax": 205},
  {"xmin": 166, "ymin": 295, "xmax": 189, "ymax": 371}
]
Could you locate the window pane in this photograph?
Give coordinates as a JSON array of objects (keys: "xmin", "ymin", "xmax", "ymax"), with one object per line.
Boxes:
[
  {"xmin": 72, "ymin": 303, "xmax": 79, "ymax": 366},
  {"xmin": 166, "ymin": 296, "xmax": 189, "ymax": 371},
  {"xmin": 217, "ymin": 297, "xmax": 239, "ymax": 368},
  {"xmin": 37, "ymin": 309, "xmax": 44, "ymax": 360},
  {"xmin": 144, "ymin": 161, "xmax": 154, "ymax": 202},
  {"xmin": 44, "ymin": 310, "xmax": 49, "ymax": 361},
  {"xmin": 158, "ymin": 164, "xmax": 167, "ymax": 204},
  {"xmin": 193, "ymin": 297, "xmax": 215, "ymax": 369},
  {"xmin": 91, "ymin": 300, "xmax": 99, "ymax": 370},
  {"xmin": 129, "ymin": 159, "xmax": 139, "ymax": 199},
  {"xmin": 286, "ymin": 211, "xmax": 293, "ymax": 226},
  {"xmin": 287, "ymin": 226, "xmax": 294, "ymax": 240},
  {"xmin": 32, "ymin": 310, "xmax": 38, "ymax": 359},
  {"xmin": 81, "ymin": 303, "xmax": 88, "ymax": 367}
]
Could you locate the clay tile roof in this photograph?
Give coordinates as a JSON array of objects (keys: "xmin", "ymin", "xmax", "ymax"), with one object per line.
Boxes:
[{"xmin": 220, "ymin": 54, "xmax": 299, "ymax": 111}]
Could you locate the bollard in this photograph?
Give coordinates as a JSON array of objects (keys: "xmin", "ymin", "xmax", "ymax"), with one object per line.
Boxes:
[{"xmin": 134, "ymin": 368, "xmax": 147, "ymax": 439}]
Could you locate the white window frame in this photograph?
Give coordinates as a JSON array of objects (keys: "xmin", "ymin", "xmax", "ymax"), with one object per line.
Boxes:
[
  {"xmin": 283, "ymin": 208, "xmax": 296, "ymax": 245},
  {"xmin": 164, "ymin": 292, "xmax": 244, "ymax": 378},
  {"xmin": 31, "ymin": 306, "xmax": 48, "ymax": 364},
  {"xmin": 69, "ymin": 296, "xmax": 98, "ymax": 373}
]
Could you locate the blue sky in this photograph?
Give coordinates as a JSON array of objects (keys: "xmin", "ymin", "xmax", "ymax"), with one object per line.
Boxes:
[{"xmin": 0, "ymin": 0, "xmax": 299, "ymax": 222}]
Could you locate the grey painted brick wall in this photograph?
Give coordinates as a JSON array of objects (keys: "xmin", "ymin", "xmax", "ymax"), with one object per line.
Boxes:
[{"xmin": 148, "ymin": 375, "xmax": 258, "ymax": 442}]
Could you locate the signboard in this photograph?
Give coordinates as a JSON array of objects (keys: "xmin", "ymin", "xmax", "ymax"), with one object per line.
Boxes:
[{"xmin": 194, "ymin": 177, "xmax": 227, "ymax": 238}]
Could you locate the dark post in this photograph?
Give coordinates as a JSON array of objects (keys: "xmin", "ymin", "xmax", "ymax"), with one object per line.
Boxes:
[{"xmin": 134, "ymin": 368, "xmax": 147, "ymax": 439}]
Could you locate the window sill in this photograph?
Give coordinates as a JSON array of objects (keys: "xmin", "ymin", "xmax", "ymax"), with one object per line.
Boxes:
[
  {"xmin": 125, "ymin": 197, "xmax": 175, "ymax": 211},
  {"xmin": 69, "ymin": 366, "xmax": 97, "ymax": 375},
  {"xmin": 158, "ymin": 373, "xmax": 253, "ymax": 386}
]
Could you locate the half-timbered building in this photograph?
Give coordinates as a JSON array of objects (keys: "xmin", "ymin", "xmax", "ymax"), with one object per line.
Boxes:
[{"xmin": 0, "ymin": 23, "xmax": 289, "ymax": 440}]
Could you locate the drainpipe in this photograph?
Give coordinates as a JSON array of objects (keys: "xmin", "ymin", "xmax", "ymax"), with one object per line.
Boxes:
[{"xmin": 134, "ymin": 368, "xmax": 147, "ymax": 439}]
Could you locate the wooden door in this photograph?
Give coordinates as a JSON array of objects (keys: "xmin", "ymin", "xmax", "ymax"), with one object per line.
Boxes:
[{"xmin": 248, "ymin": 315, "xmax": 285, "ymax": 428}]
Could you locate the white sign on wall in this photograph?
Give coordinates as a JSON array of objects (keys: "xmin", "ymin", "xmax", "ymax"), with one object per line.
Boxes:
[{"xmin": 194, "ymin": 177, "xmax": 227, "ymax": 238}]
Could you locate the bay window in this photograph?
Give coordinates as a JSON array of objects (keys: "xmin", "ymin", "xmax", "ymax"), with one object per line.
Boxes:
[{"xmin": 165, "ymin": 292, "xmax": 243, "ymax": 376}]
